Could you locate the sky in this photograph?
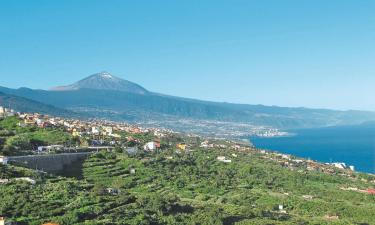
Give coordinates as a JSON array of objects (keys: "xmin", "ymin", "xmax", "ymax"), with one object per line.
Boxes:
[{"xmin": 0, "ymin": 0, "xmax": 374, "ymax": 111}]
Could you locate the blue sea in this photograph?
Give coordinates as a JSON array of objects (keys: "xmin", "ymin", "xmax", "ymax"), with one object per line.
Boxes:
[{"xmin": 251, "ymin": 123, "xmax": 375, "ymax": 174}]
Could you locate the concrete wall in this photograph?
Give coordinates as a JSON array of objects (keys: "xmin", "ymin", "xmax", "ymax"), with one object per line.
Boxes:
[{"xmin": 8, "ymin": 152, "xmax": 92, "ymax": 173}]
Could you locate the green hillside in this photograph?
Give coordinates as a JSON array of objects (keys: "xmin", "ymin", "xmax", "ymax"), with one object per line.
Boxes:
[
  {"xmin": 0, "ymin": 116, "xmax": 76, "ymax": 156},
  {"xmin": 1, "ymin": 147, "xmax": 374, "ymax": 224}
]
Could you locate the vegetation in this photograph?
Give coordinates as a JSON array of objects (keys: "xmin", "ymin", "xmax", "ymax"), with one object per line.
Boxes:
[
  {"xmin": 1, "ymin": 147, "xmax": 375, "ymax": 224},
  {"xmin": 0, "ymin": 117, "xmax": 75, "ymax": 155},
  {"xmin": 1, "ymin": 116, "xmax": 374, "ymax": 224}
]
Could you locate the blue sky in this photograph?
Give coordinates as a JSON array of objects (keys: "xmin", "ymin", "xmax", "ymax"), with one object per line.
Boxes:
[{"xmin": 0, "ymin": 0, "xmax": 374, "ymax": 110}]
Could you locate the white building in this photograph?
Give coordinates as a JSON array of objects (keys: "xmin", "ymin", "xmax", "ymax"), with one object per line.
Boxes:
[
  {"xmin": 0, "ymin": 107, "xmax": 14, "ymax": 117},
  {"xmin": 302, "ymin": 195, "xmax": 313, "ymax": 200},
  {"xmin": 37, "ymin": 145, "xmax": 64, "ymax": 153},
  {"xmin": 0, "ymin": 106, "xmax": 5, "ymax": 118},
  {"xmin": 91, "ymin": 126, "xmax": 100, "ymax": 135},
  {"xmin": 143, "ymin": 141, "xmax": 160, "ymax": 151},
  {"xmin": 0, "ymin": 179, "xmax": 9, "ymax": 184},
  {"xmin": 0, "ymin": 217, "xmax": 5, "ymax": 225},
  {"xmin": 15, "ymin": 177, "xmax": 36, "ymax": 185},
  {"xmin": 331, "ymin": 162, "xmax": 347, "ymax": 170},
  {"xmin": 0, "ymin": 156, "xmax": 8, "ymax": 165},
  {"xmin": 7, "ymin": 109, "xmax": 15, "ymax": 117},
  {"xmin": 36, "ymin": 118, "xmax": 45, "ymax": 126},
  {"xmin": 217, "ymin": 156, "xmax": 232, "ymax": 163}
]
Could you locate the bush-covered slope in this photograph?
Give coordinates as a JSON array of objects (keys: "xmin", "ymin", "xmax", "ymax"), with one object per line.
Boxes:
[
  {"xmin": 0, "ymin": 116, "xmax": 76, "ymax": 155},
  {"xmin": 1, "ymin": 148, "xmax": 375, "ymax": 224}
]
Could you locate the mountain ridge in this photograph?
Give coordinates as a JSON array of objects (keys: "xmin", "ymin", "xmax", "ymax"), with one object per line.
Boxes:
[
  {"xmin": 1, "ymin": 72, "xmax": 375, "ymax": 132},
  {"xmin": 1, "ymin": 86, "xmax": 375, "ymax": 130},
  {"xmin": 0, "ymin": 91, "xmax": 83, "ymax": 118},
  {"xmin": 50, "ymin": 71, "xmax": 148, "ymax": 94}
]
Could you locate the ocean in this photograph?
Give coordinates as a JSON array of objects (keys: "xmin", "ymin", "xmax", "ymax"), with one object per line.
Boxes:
[{"xmin": 250, "ymin": 123, "xmax": 375, "ymax": 174}]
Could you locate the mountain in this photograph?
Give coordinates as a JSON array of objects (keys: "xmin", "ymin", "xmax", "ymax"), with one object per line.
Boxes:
[
  {"xmin": 1, "ymin": 72, "xmax": 375, "ymax": 132},
  {"xmin": 0, "ymin": 91, "xmax": 82, "ymax": 118},
  {"xmin": 51, "ymin": 72, "xmax": 148, "ymax": 94}
]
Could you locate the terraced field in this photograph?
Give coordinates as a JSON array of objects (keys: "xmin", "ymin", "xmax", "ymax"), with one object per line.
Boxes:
[{"xmin": 1, "ymin": 148, "xmax": 375, "ymax": 224}]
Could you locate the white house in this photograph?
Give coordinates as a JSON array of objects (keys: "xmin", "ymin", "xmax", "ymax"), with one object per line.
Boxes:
[
  {"xmin": 15, "ymin": 177, "xmax": 36, "ymax": 185},
  {"xmin": 7, "ymin": 109, "xmax": 15, "ymax": 117},
  {"xmin": 302, "ymin": 195, "xmax": 313, "ymax": 200},
  {"xmin": 143, "ymin": 141, "xmax": 160, "ymax": 151},
  {"xmin": 331, "ymin": 162, "xmax": 347, "ymax": 170},
  {"xmin": 293, "ymin": 159, "xmax": 304, "ymax": 163},
  {"xmin": 91, "ymin": 126, "xmax": 100, "ymax": 135},
  {"xmin": 278, "ymin": 204, "xmax": 287, "ymax": 214},
  {"xmin": 0, "ymin": 107, "xmax": 4, "ymax": 118},
  {"xmin": 0, "ymin": 156, "xmax": 8, "ymax": 165},
  {"xmin": 0, "ymin": 179, "xmax": 9, "ymax": 184},
  {"xmin": 37, "ymin": 145, "xmax": 64, "ymax": 153},
  {"xmin": 106, "ymin": 188, "xmax": 120, "ymax": 195},
  {"xmin": 0, "ymin": 217, "xmax": 5, "ymax": 225},
  {"xmin": 36, "ymin": 118, "xmax": 45, "ymax": 126},
  {"xmin": 217, "ymin": 156, "xmax": 232, "ymax": 163}
]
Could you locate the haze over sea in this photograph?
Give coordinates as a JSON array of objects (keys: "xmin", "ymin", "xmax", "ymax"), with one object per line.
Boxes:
[{"xmin": 251, "ymin": 123, "xmax": 375, "ymax": 174}]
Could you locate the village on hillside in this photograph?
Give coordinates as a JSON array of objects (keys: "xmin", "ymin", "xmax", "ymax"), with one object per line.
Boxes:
[{"xmin": 0, "ymin": 105, "xmax": 373, "ymax": 180}]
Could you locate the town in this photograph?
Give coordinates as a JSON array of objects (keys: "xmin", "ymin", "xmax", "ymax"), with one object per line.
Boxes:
[
  {"xmin": 0, "ymin": 106, "xmax": 364, "ymax": 177},
  {"xmin": 0, "ymin": 105, "xmax": 372, "ymax": 179}
]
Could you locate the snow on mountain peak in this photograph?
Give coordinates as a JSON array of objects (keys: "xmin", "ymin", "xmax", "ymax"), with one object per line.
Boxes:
[
  {"xmin": 50, "ymin": 72, "xmax": 148, "ymax": 94},
  {"xmin": 98, "ymin": 71, "xmax": 113, "ymax": 79}
]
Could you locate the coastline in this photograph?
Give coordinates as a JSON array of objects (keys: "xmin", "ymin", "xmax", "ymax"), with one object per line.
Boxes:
[{"xmin": 250, "ymin": 126, "xmax": 375, "ymax": 174}]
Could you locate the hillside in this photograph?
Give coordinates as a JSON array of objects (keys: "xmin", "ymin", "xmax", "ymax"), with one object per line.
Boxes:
[
  {"xmin": 0, "ymin": 116, "xmax": 75, "ymax": 156},
  {"xmin": 1, "ymin": 111, "xmax": 375, "ymax": 224},
  {"xmin": 1, "ymin": 147, "xmax": 375, "ymax": 224},
  {"xmin": 0, "ymin": 91, "xmax": 83, "ymax": 119}
]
